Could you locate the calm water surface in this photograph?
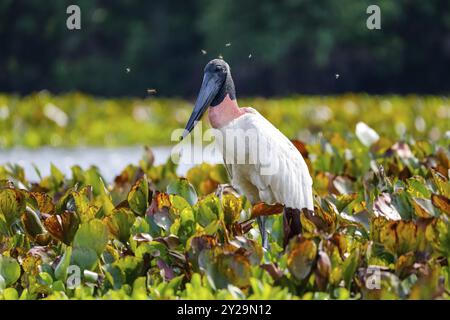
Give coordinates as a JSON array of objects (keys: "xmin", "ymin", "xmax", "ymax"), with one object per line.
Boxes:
[{"xmin": 0, "ymin": 146, "xmax": 222, "ymax": 182}]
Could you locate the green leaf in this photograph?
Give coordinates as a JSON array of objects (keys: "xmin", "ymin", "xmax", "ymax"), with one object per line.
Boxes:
[
  {"xmin": 72, "ymin": 187, "xmax": 95, "ymax": 221},
  {"xmin": 200, "ymin": 249, "xmax": 251, "ymax": 290},
  {"xmin": 55, "ymin": 246, "xmax": 72, "ymax": 281},
  {"xmin": 342, "ymin": 248, "xmax": 360, "ymax": 289},
  {"xmin": 0, "ymin": 188, "xmax": 25, "ymax": 230},
  {"xmin": 0, "ymin": 255, "xmax": 21, "ymax": 286},
  {"xmin": 132, "ymin": 277, "xmax": 148, "ymax": 300},
  {"xmin": 105, "ymin": 208, "xmax": 135, "ymax": 243},
  {"xmin": 2, "ymin": 287, "xmax": 19, "ymax": 300},
  {"xmin": 21, "ymin": 207, "xmax": 45, "ymax": 239},
  {"xmin": 113, "ymin": 256, "xmax": 144, "ymax": 284},
  {"xmin": 135, "ymin": 241, "xmax": 167, "ymax": 259},
  {"xmin": 222, "ymin": 194, "xmax": 242, "ymax": 226},
  {"xmin": 72, "ymin": 219, "xmax": 108, "ymax": 270},
  {"xmin": 128, "ymin": 176, "xmax": 149, "ymax": 216},
  {"xmin": 167, "ymin": 179, "xmax": 198, "ymax": 206},
  {"xmin": 74, "ymin": 219, "xmax": 108, "ymax": 256},
  {"xmin": 71, "ymin": 247, "xmax": 98, "ymax": 272},
  {"xmin": 407, "ymin": 177, "xmax": 431, "ymax": 199},
  {"xmin": 204, "ymin": 220, "xmax": 220, "ymax": 235},
  {"xmin": 38, "ymin": 272, "xmax": 53, "ymax": 286},
  {"xmin": 195, "ymin": 194, "xmax": 220, "ymax": 227},
  {"xmin": 50, "ymin": 163, "xmax": 65, "ymax": 188}
]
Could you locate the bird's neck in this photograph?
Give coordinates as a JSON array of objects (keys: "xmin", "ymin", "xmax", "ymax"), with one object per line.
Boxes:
[{"xmin": 208, "ymin": 94, "xmax": 245, "ymax": 129}]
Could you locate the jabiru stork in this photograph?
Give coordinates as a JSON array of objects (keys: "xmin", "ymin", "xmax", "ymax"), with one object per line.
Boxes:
[{"xmin": 182, "ymin": 59, "xmax": 314, "ymax": 248}]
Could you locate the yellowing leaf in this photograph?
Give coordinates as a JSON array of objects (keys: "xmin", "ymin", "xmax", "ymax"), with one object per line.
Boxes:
[
  {"xmin": 127, "ymin": 176, "xmax": 149, "ymax": 216},
  {"xmin": 431, "ymin": 194, "xmax": 450, "ymax": 216},
  {"xmin": 287, "ymin": 237, "xmax": 317, "ymax": 281},
  {"xmin": 251, "ymin": 202, "xmax": 284, "ymax": 219}
]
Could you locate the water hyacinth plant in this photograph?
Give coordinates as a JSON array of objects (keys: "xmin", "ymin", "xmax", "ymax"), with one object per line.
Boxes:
[{"xmin": 0, "ymin": 97, "xmax": 449, "ymax": 299}]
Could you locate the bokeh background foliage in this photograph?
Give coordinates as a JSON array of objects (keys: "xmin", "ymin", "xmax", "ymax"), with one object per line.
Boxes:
[
  {"xmin": 0, "ymin": 93, "xmax": 449, "ymax": 148},
  {"xmin": 0, "ymin": 0, "xmax": 450, "ymax": 97}
]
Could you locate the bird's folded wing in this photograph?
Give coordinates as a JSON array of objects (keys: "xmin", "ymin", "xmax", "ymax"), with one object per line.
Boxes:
[{"xmin": 243, "ymin": 109, "xmax": 314, "ymax": 210}]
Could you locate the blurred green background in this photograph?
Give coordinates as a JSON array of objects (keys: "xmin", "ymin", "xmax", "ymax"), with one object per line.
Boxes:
[
  {"xmin": 1, "ymin": 93, "xmax": 448, "ymax": 148},
  {"xmin": 1, "ymin": 0, "xmax": 449, "ymax": 97}
]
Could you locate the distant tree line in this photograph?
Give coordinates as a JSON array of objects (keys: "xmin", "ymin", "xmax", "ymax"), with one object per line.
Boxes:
[{"xmin": 0, "ymin": 0, "xmax": 449, "ymax": 97}]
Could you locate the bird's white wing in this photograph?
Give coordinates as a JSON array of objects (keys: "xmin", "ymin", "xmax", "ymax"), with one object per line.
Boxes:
[{"xmin": 219, "ymin": 108, "xmax": 314, "ymax": 210}]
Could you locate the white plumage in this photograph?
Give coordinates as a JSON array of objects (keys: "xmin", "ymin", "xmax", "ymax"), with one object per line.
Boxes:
[{"xmin": 214, "ymin": 107, "xmax": 314, "ymax": 211}]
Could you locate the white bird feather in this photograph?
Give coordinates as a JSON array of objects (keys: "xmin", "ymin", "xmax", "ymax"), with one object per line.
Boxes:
[{"xmin": 214, "ymin": 107, "xmax": 314, "ymax": 211}]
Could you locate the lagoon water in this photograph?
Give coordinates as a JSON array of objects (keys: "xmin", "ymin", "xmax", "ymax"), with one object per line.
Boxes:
[{"xmin": 0, "ymin": 146, "xmax": 222, "ymax": 183}]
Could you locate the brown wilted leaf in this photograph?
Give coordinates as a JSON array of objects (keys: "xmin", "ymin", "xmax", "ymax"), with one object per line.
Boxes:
[
  {"xmin": 251, "ymin": 202, "xmax": 284, "ymax": 218},
  {"xmin": 431, "ymin": 194, "xmax": 450, "ymax": 216},
  {"xmin": 114, "ymin": 199, "xmax": 130, "ymax": 210},
  {"xmin": 300, "ymin": 213, "xmax": 317, "ymax": 233},
  {"xmin": 395, "ymin": 252, "xmax": 415, "ymax": 278},
  {"xmin": 430, "ymin": 169, "xmax": 450, "ymax": 197},
  {"xmin": 379, "ymin": 220, "xmax": 419, "ymax": 256},
  {"xmin": 434, "ymin": 164, "xmax": 449, "ymax": 178},
  {"xmin": 30, "ymin": 192, "xmax": 55, "ymax": 215},
  {"xmin": 114, "ymin": 168, "xmax": 133, "ymax": 188},
  {"xmin": 43, "ymin": 211, "xmax": 80, "ymax": 245},
  {"xmin": 147, "ymin": 191, "xmax": 171, "ymax": 215},
  {"xmin": 306, "ymin": 206, "xmax": 335, "ymax": 233},
  {"xmin": 240, "ymin": 219, "xmax": 254, "ymax": 234},
  {"xmin": 200, "ymin": 178, "xmax": 219, "ymax": 195},
  {"xmin": 291, "ymin": 140, "xmax": 309, "ymax": 159},
  {"xmin": 261, "ymin": 263, "xmax": 283, "ymax": 281},
  {"xmin": 188, "ymin": 235, "xmax": 217, "ymax": 253},
  {"xmin": 409, "ymin": 265, "xmax": 445, "ymax": 299},
  {"xmin": 398, "ymin": 166, "xmax": 412, "ymax": 180},
  {"xmin": 329, "ymin": 233, "xmax": 348, "ymax": 260},
  {"xmin": 216, "ymin": 251, "xmax": 252, "ymax": 288},
  {"xmin": 436, "ymin": 149, "xmax": 450, "ymax": 171}
]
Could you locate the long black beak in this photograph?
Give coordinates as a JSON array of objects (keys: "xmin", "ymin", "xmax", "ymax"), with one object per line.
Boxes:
[{"xmin": 182, "ymin": 72, "xmax": 222, "ymax": 139}]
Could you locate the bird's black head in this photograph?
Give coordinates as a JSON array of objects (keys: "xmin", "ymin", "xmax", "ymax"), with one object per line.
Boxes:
[
  {"xmin": 182, "ymin": 59, "xmax": 236, "ymax": 138},
  {"xmin": 204, "ymin": 59, "xmax": 236, "ymax": 106}
]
